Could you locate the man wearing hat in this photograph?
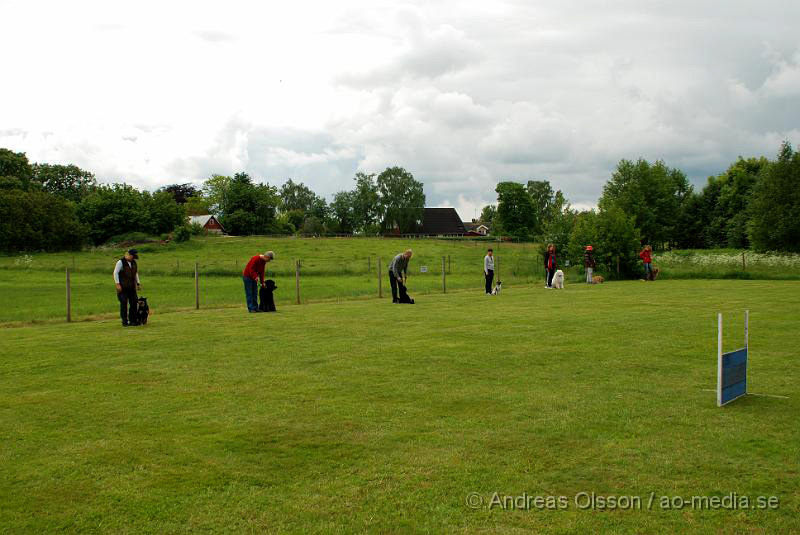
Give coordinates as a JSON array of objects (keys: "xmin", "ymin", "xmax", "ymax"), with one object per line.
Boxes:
[
  {"xmin": 584, "ymin": 245, "xmax": 596, "ymax": 284},
  {"xmin": 113, "ymin": 249, "xmax": 141, "ymax": 326},
  {"xmin": 242, "ymin": 251, "xmax": 275, "ymax": 313}
]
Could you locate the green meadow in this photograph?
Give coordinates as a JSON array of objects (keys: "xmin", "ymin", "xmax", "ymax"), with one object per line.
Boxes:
[
  {"xmin": 2, "ymin": 236, "xmax": 798, "ymax": 325},
  {"xmin": 1, "ymin": 280, "xmax": 798, "ymax": 533}
]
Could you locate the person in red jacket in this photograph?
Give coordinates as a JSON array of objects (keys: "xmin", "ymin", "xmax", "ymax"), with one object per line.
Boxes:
[
  {"xmin": 242, "ymin": 251, "xmax": 274, "ymax": 312},
  {"xmin": 544, "ymin": 243, "xmax": 557, "ymax": 289},
  {"xmin": 639, "ymin": 245, "xmax": 653, "ymax": 280}
]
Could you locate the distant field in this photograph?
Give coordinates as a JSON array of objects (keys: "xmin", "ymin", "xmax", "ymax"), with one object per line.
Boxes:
[
  {"xmin": 0, "ymin": 236, "xmax": 551, "ymax": 324},
  {"xmin": 1, "ymin": 280, "xmax": 798, "ymax": 533},
  {"xmin": 1, "ymin": 237, "xmax": 799, "ymax": 324},
  {"xmin": 654, "ymin": 249, "xmax": 800, "ymax": 280}
]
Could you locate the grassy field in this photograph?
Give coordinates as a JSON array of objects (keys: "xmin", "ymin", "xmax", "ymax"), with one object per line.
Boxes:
[
  {"xmin": 653, "ymin": 250, "xmax": 800, "ymax": 281},
  {"xmin": 0, "ymin": 236, "xmax": 550, "ymax": 324},
  {"xmin": 1, "ymin": 280, "xmax": 798, "ymax": 533},
  {"xmin": 3, "ymin": 236, "xmax": 799, "ymax": 325}
]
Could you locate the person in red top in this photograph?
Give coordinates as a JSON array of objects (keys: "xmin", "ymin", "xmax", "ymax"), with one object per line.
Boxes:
[
  {"xmin": 544, "ymin": 243, "xmax": 557, "ymax": 289},
  {"xmin": 639, "ymin": 245, "xmax": 653, "ymax": 280},
  {"xmin": 242, "ymin": 251, "xmax": 274, "ymax": 312}
]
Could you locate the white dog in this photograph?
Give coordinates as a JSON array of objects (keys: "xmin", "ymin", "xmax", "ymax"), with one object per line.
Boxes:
[
  {"xmin": 551, "ymin": 270, "xmax": 565, "ymax": 289},
  {"xmin": 492, "ymin": 281, "xmax": 502, "ymax": 295}
]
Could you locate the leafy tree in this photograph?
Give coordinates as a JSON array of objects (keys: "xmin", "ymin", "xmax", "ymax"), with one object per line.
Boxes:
[
  {"xmin": 280, "ymin": 179, "xmax": 318, "ymax": 212},
  {"xmin": 599, "ymin": 159, "xmax": 690, "ymax": 249},
  {"xmin": 202, "ymin": 174, "xmax": 232, "ymax": 216},
  {"xmin": 205, "ymin": 173, "xmax": 280, "ymax": 235},
  {"xmin": 224, "ymin": 210, "xmax": 259, "ymax": 236},
  {"xmin": 0, "ymin": 149, "xmax": 33, "ymax": 188},
  {"xmin": 748, "ymin": 142, "xmax": 800, "ymax": 252},
  {"xmin": 0, "ymin": 189, "xmax": 87, "ymax": 252},
  {"xmin": 184, "ymin": 194, "xmax": 212, "ymax": 216},
  {"xmin": 31, "ymin": 163, "xmax": 97, "ymax": 202},
  {"xmin": 77, "ymin": 184, "xmax": 149, "ymax": 245},
  {"xmin": 162, "ymin": 183, "xmax": 199, "ymax": 204},
  {"xmin": 495, "ymin": 181, "xmax": 536, "ymax": 238},
  {"xmin": 595, "ymin": 205, "xmax": 642, "ymax": 277},
  {"xmin": 538, "ymin": 201, "xmax": 577, "ymax": 263},
  {"xmin": 479, "ymin": 205, "xmax": 497, "ymax": 227},
  {"xmin": 351, "ymin": 172, "xmax": 380, "ymax": 234},
  {"xmin": 526, "ymin": 179, "xmax": 567, "ymax": 235},
  {"xmin": 285, "ymin": 209, "xmax": 305, "ymax": 232},
  {"xmin": 376, "ymin": 167, "xmax": 425, "ymax": 234},
  {"xmin": 567, "ymin": 210, "xmax": 599, "ymax": 265},
  {"xmin": 145, "ymin": 190, "xmax": 186, "ymax": 235},
  {"xmin": 329, "ymin": 190, "xmax": 355, "ymax": 234}
]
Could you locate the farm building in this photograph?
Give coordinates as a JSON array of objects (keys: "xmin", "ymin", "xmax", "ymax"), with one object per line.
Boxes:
[
  {"xmin": 420, "ymin": 208, "xmax": 466, "ymax": 236},
  {"xmin": 188, "ymin": 215, "xmax": 225, "ymax": 234},
  {"xmin": 463, "ymin": 222, "xmax": 490, "ymax": 236}
]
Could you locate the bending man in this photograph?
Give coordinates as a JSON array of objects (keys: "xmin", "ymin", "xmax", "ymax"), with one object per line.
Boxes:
[
  {"xmin": 242, "ymin": 251, "xmax": 275, "ymax": 313},
  {"xmin": 388, "ymin": 249, "xmax": 413, "ymax": 303}
]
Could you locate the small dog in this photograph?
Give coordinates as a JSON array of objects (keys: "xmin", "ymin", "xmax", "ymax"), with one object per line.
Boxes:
[
  {"xmin": 259, "ymin": 279, "xmax": 277, "ymax": 312},
  {"xmin": 136, "ymin": 297, "xmax": 150, "ymax": 325},
  {"xmin": 398, "ymin": 281, "xmax": 415, "ymax": 304},
  {"xmin": 492, "ymin": 281, "xmax": 502, "ymax": 295},
  {"xmin": 551, "ymin": 270, "xmax": 565, "ymax": 289},
  {"xmin": 591, "ymin": 275, "xmax": 605, "ymax": 284},
  {"xmin": 651, "ymin": 267, "xmax": 660, "ymax": 281}
]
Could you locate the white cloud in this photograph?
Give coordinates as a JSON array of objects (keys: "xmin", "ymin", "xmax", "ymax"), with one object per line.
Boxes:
[{"xmin": 1, "ymin": 0, "xmax": 799, "ymax": 212}]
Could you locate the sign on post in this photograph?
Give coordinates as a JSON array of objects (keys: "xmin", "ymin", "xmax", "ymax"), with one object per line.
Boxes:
[
  {"xmin": 420, "ymin": 266, "xmax": 428, "ymax": 273},
  {"xmin": 717, "ymin": 310, "xmax": 749, "ymax": 406}
]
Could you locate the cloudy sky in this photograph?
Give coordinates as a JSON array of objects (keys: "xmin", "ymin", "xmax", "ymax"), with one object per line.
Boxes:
[{"xmin": 2, "ymin": 0, "xmax": 799, "ymax": 218}]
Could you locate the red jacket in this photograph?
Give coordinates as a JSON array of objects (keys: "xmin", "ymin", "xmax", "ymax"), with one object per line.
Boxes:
[
  {"xmin": 243, "ymin": 255, "xmax": 267, "ymax": 283},
  {"xmin": 639, "ymin": 250, "xmax": 652, "ymax": 264}
]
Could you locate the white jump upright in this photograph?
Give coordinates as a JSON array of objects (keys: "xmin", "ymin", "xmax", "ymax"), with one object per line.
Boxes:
[{"xmin": 716, "ymin": 310, "xmax": 749, "ymax": 407}]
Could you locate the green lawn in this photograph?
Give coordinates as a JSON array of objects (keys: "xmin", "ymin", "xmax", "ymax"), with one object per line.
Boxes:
[
  {"xmin": 1, "ymin": 280, "xmax": 798, "ymax": 533},
  {"xmin": 0, "ymin": 236, "xmax": 549, "ymax": 324}
]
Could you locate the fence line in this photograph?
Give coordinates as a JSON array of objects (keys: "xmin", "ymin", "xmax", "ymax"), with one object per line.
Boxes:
[{"xmin": 46, "ymin": 252, "xmax": 561, "ymax": 322}]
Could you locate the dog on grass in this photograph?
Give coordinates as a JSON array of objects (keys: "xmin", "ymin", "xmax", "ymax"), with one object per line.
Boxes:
[
  {"xmin": 591, "ymin": 275, "xmax": 605, "ymax": 284},
  {"xmin": 259, "ymin": 279, "xmax": 277, "ymax": 312},
  {"xmin": 551, "ymin": 270, "xmax": 565, "ymax": 289},
  {"xmin": 136, "ymin": 297, "xmax": 150, "ymax": 325},
  {"xmin": 492, "ymin": 280, "xmax": 502, "ymax": 295},
  {"xmin": 398, "ymin": 281, "xmax": 415, "ymax": 304}
]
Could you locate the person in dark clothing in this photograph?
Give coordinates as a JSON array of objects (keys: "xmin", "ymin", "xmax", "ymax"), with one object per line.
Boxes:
[
  {"xmin": 113, "ymin": 249, "xmax": 141, "ymax": 326},
  {"xmin": 484, "ymin": 248, "xmax": 495, "ymax": 295},
  {"xmin": 584, "ymin": 245, "xmax": 596, "ymax": 284},
  {"xmin": 544, "ymin": 243, "xmax": 557, "ymax": 289},
  {"xmin": 388, "ymin": 249, "xmax": 413, "ymax": 303}
]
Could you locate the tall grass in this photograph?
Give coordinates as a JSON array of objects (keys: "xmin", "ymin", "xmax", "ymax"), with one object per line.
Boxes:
[{"xmin": 653, "ymin": 249, "xmax": 800, "ymax": 280}]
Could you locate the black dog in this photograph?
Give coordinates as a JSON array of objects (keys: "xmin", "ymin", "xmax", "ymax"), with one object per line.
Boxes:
[
  {"xmin": 398, "ymin": 282, "xmax": 415, "ymax": 304},
  {"xmin": 136, "ymin": 297, "xmax": 150, "ymax": 325},
  {"xmin": 259, "ymin": 279, "xmax": 277, "ymax": 312}
]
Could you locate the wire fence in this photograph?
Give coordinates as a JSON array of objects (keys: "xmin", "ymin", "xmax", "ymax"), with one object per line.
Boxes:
[{"xmin": 1, "ymin": 250, "xmax": 563, "ymax": 324}]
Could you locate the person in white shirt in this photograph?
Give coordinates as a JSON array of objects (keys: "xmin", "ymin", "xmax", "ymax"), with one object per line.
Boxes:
[
  {"xmin": 113, "ymin": 249, "xmax": 141, "ymax": 326},
  {"xmin": 484, "ymin": 248, "xmax": 495, "ymax": 295}
]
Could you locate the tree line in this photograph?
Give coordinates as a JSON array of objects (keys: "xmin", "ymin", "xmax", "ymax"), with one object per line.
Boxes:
[
  {"xmin": 0, "ymin": 149, "xmax": 426, "ymax": 252},
  {"xmin": 1, "ymin": 141, "xmax": 798, "ymax": 261},
  {"xmin": 483, "ymin": 141, "xmax": 799, "ymax": 275}
]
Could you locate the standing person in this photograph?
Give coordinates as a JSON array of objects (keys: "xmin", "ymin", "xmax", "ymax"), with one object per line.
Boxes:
[
  {"xmin": 242, "ymin": 251, "xmax": 275, "ymax": 312},
  {"xmin": 484, "ymin": 248, "xmax": 495, "ymax": 295},
  {"xmin": 584, "ymin": 245, "xmax": 596, "ymax": 284},
  {"xmin": 113, "ymin": 249, "xmax": 141, "ymax": 327},
  {"xmin": 388, "ymin": 249, "xmax": 413, "ymax": 303},
  {"xmin": 639, "ymin": 245, "xmax": 653, "ymax": 280},
  {"xmin": 544, "ymin": 244, "xmax": 557, "ymax": 289}
]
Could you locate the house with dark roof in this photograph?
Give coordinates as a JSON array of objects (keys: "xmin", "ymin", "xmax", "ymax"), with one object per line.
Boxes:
[{"xmin": 420, "ymin": 208, "xmax": 466, "ymax": 236}]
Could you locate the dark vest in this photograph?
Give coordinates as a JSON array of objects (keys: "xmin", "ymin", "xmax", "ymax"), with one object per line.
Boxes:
[{"xmin": 119, "ymin": 258, "xmax": 138, "ymax": 289}]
